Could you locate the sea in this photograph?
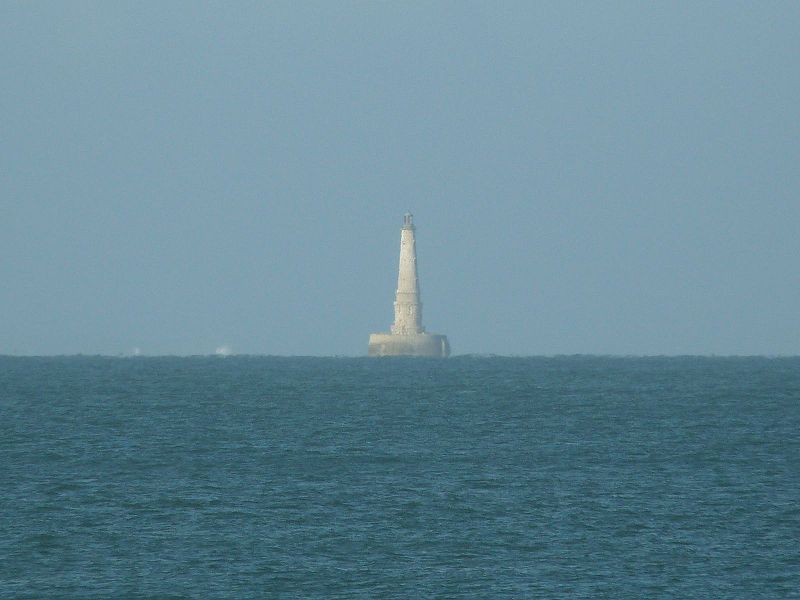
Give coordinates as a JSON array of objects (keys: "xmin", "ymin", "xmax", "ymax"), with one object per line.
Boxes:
[{"xmin": 1, "ymin": 355, "xmax": 798, "ymax": 599}]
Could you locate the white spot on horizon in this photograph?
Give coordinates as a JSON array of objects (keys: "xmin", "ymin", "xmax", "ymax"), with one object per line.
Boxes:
[{"xmin": 215, "ymin": 344, "xmax": 232, "ymax": 357}]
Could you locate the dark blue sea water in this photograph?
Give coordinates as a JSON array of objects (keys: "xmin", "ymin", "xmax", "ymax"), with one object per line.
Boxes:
[{"xmin": 1, "ymin": 356, "xmax": 798, "ymax": 598}]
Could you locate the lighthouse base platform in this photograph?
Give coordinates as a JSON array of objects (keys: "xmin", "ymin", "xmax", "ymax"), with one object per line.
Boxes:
[{"xmin": 368, "ymin": 333, "xmax": 450, "ymax": 358}]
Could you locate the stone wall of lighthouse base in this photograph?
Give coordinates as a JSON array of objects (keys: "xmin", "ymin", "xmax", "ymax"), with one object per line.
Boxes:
[{"xmin": 368, "ymin": 333, "xmax": 450, "ymax": 358}]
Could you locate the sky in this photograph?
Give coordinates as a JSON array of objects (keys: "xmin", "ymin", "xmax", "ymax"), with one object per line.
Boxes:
[{"xmin": 1, "ymin": 2, "xmax": 798, "ymax": 356}]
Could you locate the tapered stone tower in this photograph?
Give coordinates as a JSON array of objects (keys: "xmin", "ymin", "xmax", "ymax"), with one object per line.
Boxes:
[{"xmin": 368, "ymin": 213, "xmax": 450, "ymax": 357}]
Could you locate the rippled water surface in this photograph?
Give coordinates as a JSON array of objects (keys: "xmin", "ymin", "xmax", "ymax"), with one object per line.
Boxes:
[{"xmin": 1, "ymin": 356, "xmax": 799, "ymax": 598}]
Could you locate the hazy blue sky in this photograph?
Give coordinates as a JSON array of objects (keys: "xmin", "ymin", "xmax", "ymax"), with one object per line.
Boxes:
[{"xmin": 1, "ymin": 2, "xmax": 798, "ymax": 356}]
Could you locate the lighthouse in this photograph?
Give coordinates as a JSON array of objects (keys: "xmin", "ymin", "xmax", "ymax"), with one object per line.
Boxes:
[{"xmin": 368, "ymin": 213, "xmax": 450, "ymax": 357}]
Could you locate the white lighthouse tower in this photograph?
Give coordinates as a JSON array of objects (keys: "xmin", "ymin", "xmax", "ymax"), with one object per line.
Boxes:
[{"xmin": 368, "ymin": 213, "xmax": 450, "ymax": 357}]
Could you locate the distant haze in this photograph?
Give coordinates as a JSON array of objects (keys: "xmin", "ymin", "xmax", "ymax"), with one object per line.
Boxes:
[{"xmin": 1, "ymin": 3, "xmax": 798, "ymax": 356}]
